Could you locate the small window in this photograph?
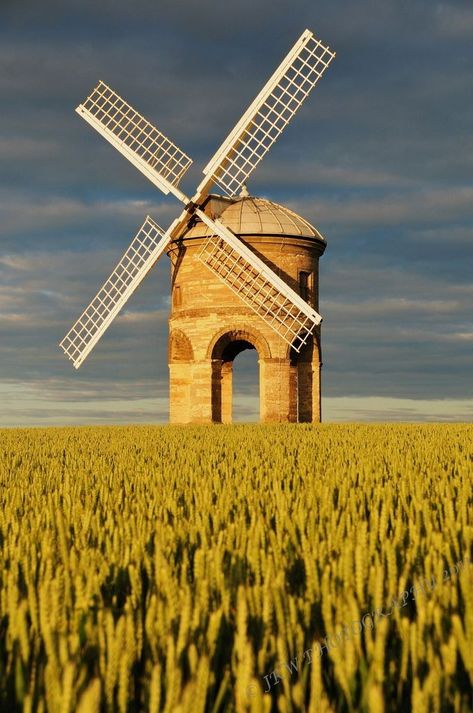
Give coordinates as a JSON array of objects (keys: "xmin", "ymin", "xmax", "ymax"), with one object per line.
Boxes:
[
  {"xmin": 173, "ymin": 285, "xmax": 182, "ymax": 307},
  {"xmin": 299, "ymin": 271, "xmax": 311, "ymax": 302}
]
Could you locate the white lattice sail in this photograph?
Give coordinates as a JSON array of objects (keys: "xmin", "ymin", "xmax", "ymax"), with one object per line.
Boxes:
[
  {"xmin": 61, "ymin": 29, "xmax": 335, "ymax": 369},
  {"xmin": 196, "ymin": 210, "xmax": 321, "ymax": 351},
  {"xmin": 77, "ymin": 81, "xmax": 192, "ymax": 196},
  {"xmin": 202, "ymin": 29, "xmax": 335, "ymax": 197},
  {"xmin": 60, "ymin": 216, "xmax": 170, "ymax": 369}
]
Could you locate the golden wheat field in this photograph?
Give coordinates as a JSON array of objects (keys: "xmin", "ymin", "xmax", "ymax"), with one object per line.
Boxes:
[{"xmin": 0, "ymin": 424, "xmax": 472, "ymax": 713}]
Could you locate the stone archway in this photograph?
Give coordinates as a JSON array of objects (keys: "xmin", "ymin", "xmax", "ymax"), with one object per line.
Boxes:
[
  {"xmin": 209, "ymin": 329, "xmax": 269, "ymax": 423},
  {"xmin": 168, "ymin": 325, "xmax": 322, "ymax": 424},
  {"xmin": 207, "ymin": 328, "xmax": 270, "ymax": 423}
]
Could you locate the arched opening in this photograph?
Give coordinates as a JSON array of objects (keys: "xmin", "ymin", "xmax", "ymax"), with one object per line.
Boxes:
[
  {"xmin": 210, "ymin": 331, "xmax": 265, "ymax": 424},
  {"xmin": 229, "ymin": 343, "xmax": 259, "ymax": 422}
]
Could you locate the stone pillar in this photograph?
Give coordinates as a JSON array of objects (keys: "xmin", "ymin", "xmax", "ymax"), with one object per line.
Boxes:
[
  {"xmin": 260, "ymin": 358, "xmax": 294, "ymax": 423},
  {"xmin": 298, "ymin": 362, "xmax": 313, "ymax": 423},
  {"xmin": 190, "ymin": 360, "xmax": 213, "ymax": 423},
  {"xmin": 313, "ymin": 360, "xmax": 322, "ymax": 423},
  {"xmin": 169, "ymin": 362, "xmax": 192, "ymax": 424},
  {"xmin": 221, "ymin": 362, "xmax": 233, "ymax": 424},
  {"xmin": 211, "ymin": 360, "xmax": 222, "ymax": 423},
  {"xmin": 312, "ymin": 334, "xmax": 322, "ymax": 423},
  {"xmin": 294, "ymin": 333, "xmax": 322, "ymax": 424},
  {"xmin": 297, "ymin": 362, "xmax": 321, "ymax": 422},
  {"xmin": 210, "ymin": 360, "xmax": 233, "ymax": 423},
  {"xmin": 289, "ymin": 363, "xmax": 298, "ymax": 423}
]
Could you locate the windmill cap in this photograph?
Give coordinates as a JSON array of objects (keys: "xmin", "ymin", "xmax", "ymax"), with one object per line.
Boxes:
[{"xmin": 185, "ymin": 195, "xmax": 326, "ymax": 242}]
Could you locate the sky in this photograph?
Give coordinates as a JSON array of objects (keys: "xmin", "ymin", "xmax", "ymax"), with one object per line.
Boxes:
[{"xmin": 0, "ymin": 0, "xmax": 472, "ymax": 426}]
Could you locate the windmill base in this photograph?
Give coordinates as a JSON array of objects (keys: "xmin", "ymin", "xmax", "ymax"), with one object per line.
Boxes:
[{"xmin": 168, "ymin": 326, "xmax": 321, "ymax": 424}]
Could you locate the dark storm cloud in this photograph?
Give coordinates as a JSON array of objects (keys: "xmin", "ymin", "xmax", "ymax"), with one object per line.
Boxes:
[{"xmin": 0, "ymin": 0, "xmax": 472, "ymax": 423}]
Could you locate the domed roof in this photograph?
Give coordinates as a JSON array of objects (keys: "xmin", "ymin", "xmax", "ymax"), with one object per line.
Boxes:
[{"xmin": 184, "ymin": 195, "xmax": 325, "ymax": 242}]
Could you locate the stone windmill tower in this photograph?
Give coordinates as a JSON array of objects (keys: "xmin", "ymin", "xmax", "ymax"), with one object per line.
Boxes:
[
  {"xmin": 168, "ymin": 193, "xmax": 325, "ymax": 423},
  {"xmin": 59, "ymin": 30, "xmax": 335, "ymax": 424}
]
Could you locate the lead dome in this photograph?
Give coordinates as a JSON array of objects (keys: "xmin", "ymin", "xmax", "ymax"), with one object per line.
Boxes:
[{"xmin": 184, "ymin": 195, "xmax": 325, "ymax": 243}]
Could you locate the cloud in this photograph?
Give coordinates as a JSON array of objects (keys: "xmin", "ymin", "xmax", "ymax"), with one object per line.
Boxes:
[
  {"xmin": 0, "ymin": 241, "xmax": 171, "ymax": 391},
  {"xmin": 323, "ymin": 396, "xmax": 473, "ymax": 423},
  {"xmin": 324, "ymin": 297, "xmax": 464, "ymax": 317},
  {"xmin": 435, "ymin": 2, "xmax": 473, "ymax": 38},
  {"xmin": 0, "ymin": 190, "xmax": 177, "ymax": 243},
  {"xmin": 0, "ymin": 0, "xmax": 472, "ymax": 425},
  {"xmin": 288, "ymin": 185, "xmax": 473, "ymax": 229},
  {"xmin": 0, "ymin": 379, "xmax": 168, "ymax": 427}
]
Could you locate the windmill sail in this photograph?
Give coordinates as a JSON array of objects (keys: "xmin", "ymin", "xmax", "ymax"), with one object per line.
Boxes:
[
  {"xmin": 195, "ymin": 209, "xmax": 321, "ymax": 351},
  {"xmin": 77, "ymin": 81, "xmax": 192, "ymax": 198},
  {"xmin": 62, "ymin": 29, "xmax": 335, "ymax": 369},
  {"xmin": 60, "ymin": 216, "xmax": 170, "ymax": 369},
  {"xmin": 201, "ymin": 29, "xmax": 335, "ymax": 197}
]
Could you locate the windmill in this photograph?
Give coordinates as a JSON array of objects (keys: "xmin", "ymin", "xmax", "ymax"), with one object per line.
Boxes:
[{"xmin": 60, "ymin": 29, "xmax": 336, "ymax": 423}]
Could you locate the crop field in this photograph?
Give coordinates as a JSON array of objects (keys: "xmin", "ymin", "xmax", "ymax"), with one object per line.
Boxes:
[{"xmin": 0, "ymin": 423, "xmax": 472, "ymax": 712}]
